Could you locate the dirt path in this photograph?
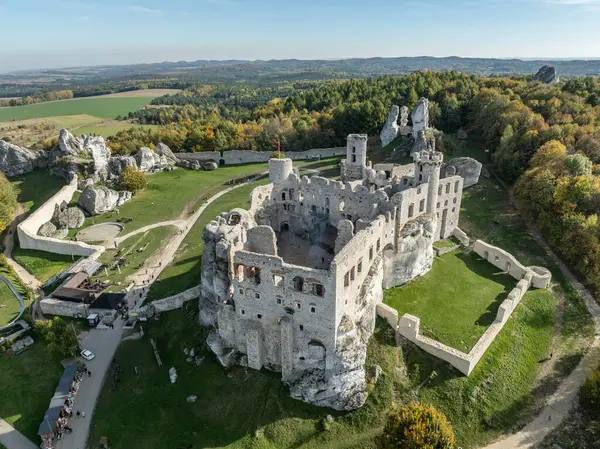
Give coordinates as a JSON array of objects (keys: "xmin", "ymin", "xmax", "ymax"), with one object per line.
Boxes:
[
  {"xmin": 113, "ymin": 220, "xmax": 186, "ymax": 246},
  {"xmin": 481, "ymin": 177, "xmax": 600, "ymax": 449}
]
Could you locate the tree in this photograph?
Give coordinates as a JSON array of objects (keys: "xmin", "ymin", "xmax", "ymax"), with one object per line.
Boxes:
[
  {"xmin": 378, "ymin": 402, "xmax": 455, "ymax": 449},
  {"xmin": 0, "ymin": 173, "xmax": 17, "ymax": 233},
  {"xmin": 119, "ymin": 166, "xmax": 147, "ymax": 192},
  {"xmin": 34, "ymin": 317, "xmax": 79, "ymax": 357},
  {"xmin": 581, "ymin": 366, "xmax": 600, "ymax": 411},
  {"xmin": 565, "ymin": 154, "xmax": 593, "ymax": 176}
]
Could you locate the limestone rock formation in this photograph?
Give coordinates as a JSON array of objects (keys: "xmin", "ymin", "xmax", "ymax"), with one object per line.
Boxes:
[
  {"xmin": 445, "ymin": 157, "xmax": 482, "ymax": 188},
  {"xmin": 53, "ymin": 203, "xmax": 85, "ymax": 228},
  {"xmin": 156, "ymin": 143, "xmax": 178, "ymax": 164},
  {"xmin": 411, "ymin": 98, "xmax": 429, "ymax": 139},
  {"xmin": 202, "ymin": 161, "xmax": 218, "ymax": 171},
  {"xmin": 106, "ymin": 155, "xmax": 137, "ymax": 180},
  {"xmin": 0, "ymin": 140, "xmax": 48, "ymax": 177},
  {"xmin": 411, "ymin": 130, "xmax": 429, "ymax": 156},
  {"xmin": 84, "ymin": 135, "xmax": 111, "ymax": 177},
  {"xmin": 400, "ymin": 105, "xmax": 409, "ymax": 127},
  {"xmin": 50, "ymin": 129, "xmax": 112, "ymax": 182},
  {"xmin": 383, "ymin": 214, "xmax": 436, "ymax": 288},
  {"xmin": 57, "ymin": 128, "xmax": 84, "ymax": 157},
  {"xmin": 533, "ymin": 65, "xmax": 559, "ymax": 84},
  {"xmin": 380, "ymin": 105, "xmax": 400, "ymax": 147},
  {"xmin": 38, "ymin": 221, "xmax": 57, "ymax": 237},
  {"xmin": 78, "ymin": 185, "xmax": 132, "ymax": 215},
  {"xmin": 135, "ymin": 147, "xmax": 170, "ymax": 172}
]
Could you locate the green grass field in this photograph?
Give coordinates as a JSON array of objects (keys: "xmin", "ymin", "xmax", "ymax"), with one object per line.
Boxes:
[
  {"xmin": 0, "ymin": 268, "xmax": 27, "ymax": 327},
  {"xmin": 88, "ymin": 308, "xmax": 397, "ymax": 449},
  {"xmin": 11, "ymin": 245, "xmax": 77, "ymax": 284},
  {"xmin": 0, "ymin": 97, "xmax": 155, "ymax": 122},
  {"xmin": 9, "ymin": 170, "xmax": 66, "ymax": 213},
  {"xmin": 92, "ymin": 226, "xmax": 175, "ymax": 291},
  {"xmin": 384, "ymin": 249, "xmax": 516, "ymax": 352},
  {"xmin": 0, "ymin": 343, "xmax": 63, "ymax": 442}
]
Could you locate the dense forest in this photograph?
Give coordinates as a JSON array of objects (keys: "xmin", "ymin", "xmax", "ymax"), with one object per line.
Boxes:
[{"xmin": 107, "ymin": 71, "xmax": 600, "ymax": 298}]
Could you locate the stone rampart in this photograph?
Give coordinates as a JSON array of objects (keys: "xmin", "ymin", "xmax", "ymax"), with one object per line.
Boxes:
[
  {"xmin": 176, "ymin": 152, "xmax": 221, "ymax": 162},
  {"xmin": 376, "ymin": 303, "xmax": 398, "ymax": 329},
  {"xmin": 150, "ymin": 285, "xmax": 201, "ymax": 313},
  {"xmin": 216, "ymin": 147, "xmax": 346, "ymax": 166},
  {"xmin": 17, "ymin": 179, "xmax": 104, "ymax": 259},
  {"xmin": 452, "ymin": 227, "xmax": 470, "ymax": 246},
  {"xmin": 473, "ymin": 240, "xmax": 551, "ymax": 288},
  {"xmin": 393, "ymin": 239, "xmax": 552, "ymax": 375},
  {"xmin": 39, "ymin": 297, "xmax": 115, "ymax": 319}
]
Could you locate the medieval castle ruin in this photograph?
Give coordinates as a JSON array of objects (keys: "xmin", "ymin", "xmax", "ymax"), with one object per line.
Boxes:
[{"xmin": 200, "ymin": 126, "xmax": 466, "ymax": 410}]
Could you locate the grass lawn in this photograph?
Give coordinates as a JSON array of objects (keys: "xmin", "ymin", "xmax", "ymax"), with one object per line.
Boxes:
[
  {"xmin": 384, "ymin": 249, "xmax": 515, "ymax": 352},
  {"xmin": 88, "ymin": 308, "xmax": 397, "ymax": 449},
  {"xmin": 92, "ymin": 226, "xmax": 175, "ymax": 291},
  {"xmin": 0, "ymin": 344, "xmax": 64, "ymax": 442},
  {"xmin": 0, "ymin": 268, "xmax": 27, "ymax": 327},
  {"xmin": 9, "ymin": 170, "xmax": 66, "ymax": 214},
  {"xmin": 11, "ymin": 245, "xmax": 77, "ymax": 284},
  {"xmin": 0, "ymin": 97, "xmax": 156, "ymax": 122},
  {"xmin": 75, "ymin": 122, "xmax": 157, "ymax": 138}
]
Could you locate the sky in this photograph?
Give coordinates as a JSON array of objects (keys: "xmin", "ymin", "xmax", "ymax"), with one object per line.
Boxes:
[{"xmin": 1, "ymin": 0, "xmax": 600, "ymax": 72}]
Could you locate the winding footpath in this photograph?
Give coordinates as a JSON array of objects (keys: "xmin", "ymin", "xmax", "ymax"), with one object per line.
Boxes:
[{"xmin": 481, "ymin": 200, "xmax": 600, "ymax": 448}]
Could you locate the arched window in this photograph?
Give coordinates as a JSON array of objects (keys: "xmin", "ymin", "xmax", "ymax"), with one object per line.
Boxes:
[
  {"xmin": 408, "ymin": 203, "xmax": 414, "ymax": 218},
  {"xmin": 325, "ymin": 197, "xmax": 330, "ymax": 206},
  {"xmin": 281, "ymin": 192, "xmax": 286, "ymax": 201},
  {"xmin": 419, "ymin": 199, "xmax": 425, "ymax": 212},
  {"xmin": 455, "ymin": 181, "xmax": 459, "ymax": 193},
  {"xmin": 293, "ymin": 276, "xmax": 304, "ymax": 292}
]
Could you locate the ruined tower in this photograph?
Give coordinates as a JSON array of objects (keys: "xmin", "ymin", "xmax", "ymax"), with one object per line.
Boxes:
[
  {"xmin": 341, "ymin": 134, "xmax": 368, "ymax": 182},
  {"xmin": 413, "ymin": 149, "xmax": 443, "ymax": 214},
  {"xmin": 268, "ymin": 157, "xmax": 293, "ymax": 184}
]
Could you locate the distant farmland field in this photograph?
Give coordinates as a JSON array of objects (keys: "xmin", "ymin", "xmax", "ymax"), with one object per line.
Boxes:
[{"xmin": 0, "ymin": 97, "xmax": 154, "ymax": 122}]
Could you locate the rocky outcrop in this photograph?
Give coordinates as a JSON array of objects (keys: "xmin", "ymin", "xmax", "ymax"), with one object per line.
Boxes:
[
  {"xmin": 57, "ymin": 128, "xmax": 84, "ymax": 157},
  {"xmin": 50, "ymin": 129, "xmax": 112, "ymax": 182},
  {"xmin": 156, "ymin": 143, "xmax": 178, "ymax": 164},
  {"xmin": 411, "ymin": 97, "xmax": 429, "ymax": 139},
  {"xmin": 78, "ymin": 185, "xmax": 132, "ymax": 215},
  {"xmin": 53, "ymin": 202, "xmax": 85, "ymax": 229},
  {"xmin": 383, "ymin": 214, "xmax": 436, "ymax": 288},
  {"xmin": 411, "ymin": 130, "xmax": 429, "ymax": 156},
  {"xmin": 135, "ymin": 147, "xmax": 170, "ymax": 172},
  {"xmin": 38, "ymin": 221, "xmax": 57, "ymax": 237},
  {"xmin": 106, "ymin": 155, "xmax": 137, "ymax": 180},
  {"xmin": 380, "ymin": 105, "xmax": 400, "ymax": 147},
  {"xmin": 0, "ymin": 140, "xmax": 48, "ymax": 177},
  {"xmin": 84, "ymin": 135, "xmax": 110, "ymax": 177},
  {"xmin": 203, "ymin": 161, "xmax": 218, "ymax": 171},
  {"xmin": 533, "ymin": 65, "xmax": 559, "ymax": 84},
  {"xmin": 445, "ymin": 157, "xmax": 482, "ymax": 188}
]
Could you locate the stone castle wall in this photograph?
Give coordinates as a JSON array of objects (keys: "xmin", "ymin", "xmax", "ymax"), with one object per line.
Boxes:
[
  {"xmin": 17, "ymin": 179, "xmax": 104, "ymax": 259},
  {"xmin": 175, "ymin": 147, "xmax": 346, "ymax": 166}
]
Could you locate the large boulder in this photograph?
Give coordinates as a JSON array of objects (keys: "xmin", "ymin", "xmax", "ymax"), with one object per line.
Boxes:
[
  {"xmin": 156, "ymin": 143, "xmax": 178, "ymax": 164},
  {"xmin": 0, "ymin": 140, "xmax": 48, "ymax": 177},
  {"xmin": 135, "ymin": 147, "xmax": 169, "ymax": 172},
  {"xmin": 383, "ymin": 214, "xmax": 436, "ymax": 288},
  {"xmin": 78, "ymin": 185, "xmax": 132, "ymax": 215},
  {"xmin": 84, "ymin": 135, "xmax": 110, "ymax": 176},
  {"xmin": 445, "ymin": 157, "xmax": 482, "ymax": 188},
  {"xmin": 533, "ymin": 65, "xmax": 559, "ymax": 84},
  {"xmin": 57, "ymin": 128, "xmax": 84, "ymax": 157},
  {"xmin": 380, "ymin": 105, "xmax": 400, "ymax": 147},
  {"xmin": 53, "ymin": 203, "xmax": 85, "ymax": 228},
  {"xmin": 107, "ymin": 155, "xmax": 137, "ymax": 180},
  {"xmin": 202, "ymin": 161, "xmax": 218, "ymax": 171},
  {"xmin": 38, "ymin": 221, "xmax": 57, "ymax": 237},
  {"xmin": 411, "ymin": 97, "xmax": 430, "ymax": 139}
]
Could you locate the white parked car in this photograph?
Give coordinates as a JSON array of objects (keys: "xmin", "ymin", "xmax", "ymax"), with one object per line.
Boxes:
[{"xmin": 80, "ymin": 349, "xmax": 95, "ymax": 361}]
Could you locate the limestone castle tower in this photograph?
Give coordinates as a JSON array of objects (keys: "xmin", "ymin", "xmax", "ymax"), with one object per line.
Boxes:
[
  {"xmin": 413, "ymin": 149, "xmax": 443, "ymax": 214},
  {"xmin": 341, "ymin": 134, "xmax": 368, "ymax": 182},
  {"xmin": 268, "ymin": 157, "xmax": 293, "ymax": 184}
]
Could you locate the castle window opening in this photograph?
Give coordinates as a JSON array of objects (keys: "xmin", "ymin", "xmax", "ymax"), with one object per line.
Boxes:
[
  {"xmin": 313, "ymin": 283, "xmax": 324, "ymax": 297},
  {"xmin": 455, "ymin": 181, "xmax": 459, "ymax": 193},
  {"xmin": 236, "ymin": 264, "xmax": 245, "ymax": 281},
  {"xmin": 255, "ymin": 293, "xmax": 261, "ymax": 300},
  {"xmin": 299, "ymin": 192, "xmax": 304, "ymax": 201},
  {"xmin": 257, "ymin": 314, "xmax": 262, "ymax": 319},
  {"xmin": 452, "ymin": 208, "xmax": 456, "ymax": 213},
  {"xmin": 495, "ymin": 256, "xmax": 500, "ymax": 263},
  {"xmin": 350, "ymin": 267, "xmax": 355, "ymax": 281},
  {"xmin": 310, "ymin": 305, "xmax": 316, "ymax": 313},
  {"xmin": 438, "ymin": 186, "xmax": 442, "ymax": 195},
  {"xmin": 326, "ymin": 208, "xmax": 330, "ymax": 214},
  {"xmin": 417, "ymin": 187, "xmax": 422, "ymax": 194},
  {"xmin": 419, "ymin": 199, "xmax": 425, "ymax": 213},
  {"xmin": 273, "ymin": 273, "xmax": 284, "ymax": 288},
  {"xmin": 352, "ymin": 155, "xmax": 356, "ymax": 163},
  {"xmin": 419, "ymin": 175, "xmax": 422, "ymax": 181},
  {"xmin": 444, "ymin": 200, "xmax": 448, "ymax": 206},
  {"xmin": 276, "ymin": 296, "xmax": 282, "ymax": 304},
  {"xmin": 420, "ymin": 165, "xmax": 423, "ymax": 172},
  {"xmin": 506, "ymin": 261, "xmax": 512, "ymax": 272},
  {"xmin": 377, "ymin": 238, "xmax": 381, "ymax": 251},
  {"xmin": 280, "ymin": 222, "xmax": 289, "ymax": 232},
  {"xmin": 311, "ymin": 205, "xmax": 317, "ymax": 214},
  {"xmin": 325, "ymin": 197, "xmax": 330, "ymax": 206},
  {"xmin": 339, "ymin": 200, "xmax": 345, "ymax": 211},
  {"xmin": 453, "ymin": 197, "xmax": 457, "ymax": 204},
  {"xmin": 369, "ymin": 246, "xmax": 374, "ymax": 260},
  {"xmin": 283, "ymin": 204, "xmax": 288, "ymax": 211},
  {"xmin": 282, "ymin": 192, "xmax": 286, "ymax": 201},
  {"xmin": 299, "ymin": 325, "xmax": 304, "ymax": 331},
  {"xmin": 289, "ymin": 189, "xmax": 295, "ymax": 200},
  {"xmin": 408, "ymin": 204, "xmax": 414, "ymax": 218},
  {"xmin": 293, "ymin": 276, "xmax": 304, "ymax": 292},
  {"xmin": 446, "ymin": 184, "xmax": 450, "ymax": 194},
  {"xmin": 436, "ymin": 202, "xmax": 440, "ymax": 209},
  {"xmin": 295, "ymin": 302, "xmax": 302, "ymax": 310},
  {"xmin": 484, "ymin": 250, "xmax": 489, "ymax": 259},
  {"xmin": 358, "ymin": 259, "xmax": 363, "ymax": 274},
  {"xmin": 404, "ymin": 178, "xmax": 408, "ymax": 185},
  {"xmin": 352, "ymin": 146, "xmax": 356, "ymax": 153},
  {"xmin": 344, "ymin": 272, "xmax": 350, "ymax": 287},
  {"xmin": 346, "ymin": 214, "xmax": 352, "ymax": 221},
  {"xmin": 239, "ymin": 288, "xmax": 244, "ymax": 295},
  {"xmin": 241, "ymin": 309, "xmax": 246, "ymax": 315}
]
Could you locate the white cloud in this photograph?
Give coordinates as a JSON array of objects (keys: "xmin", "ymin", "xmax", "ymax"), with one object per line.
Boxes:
[{"xmin": 128, "ymin": 5, "xmax": 163, "ymax": 14}]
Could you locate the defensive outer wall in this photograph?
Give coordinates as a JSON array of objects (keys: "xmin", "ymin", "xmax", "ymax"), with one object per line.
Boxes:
[
  {"xmin": 377, "ymin": 235, "xmax": 552, "ymax": 375},
  {"xmin": 176, "ymin": 147, "xmax": 346, "ymax": 165}
]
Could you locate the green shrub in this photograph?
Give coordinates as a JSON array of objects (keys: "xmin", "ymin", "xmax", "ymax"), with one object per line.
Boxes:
[
  {"xmin": 581, "ymin": 366, "xmax": 600, "ymax": 411},
  {"xmin": 270, "ymin": 151, "xmax": 285, "ymax": 159},
  {"xmin": 378, "ymin": 402, "xmax": 455, "ymax": 449},
  {"xmin": 119, "ymin": 165, "xmax": 147, "ymax": 192}
]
